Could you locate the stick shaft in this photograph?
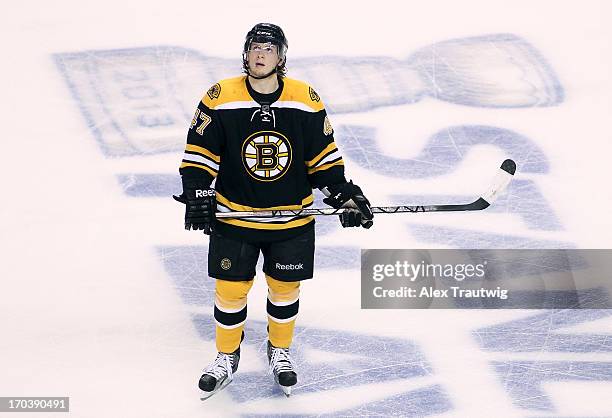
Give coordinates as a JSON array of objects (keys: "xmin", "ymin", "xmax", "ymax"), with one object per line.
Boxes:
[
  {"xmin": 215, "ymin": 199, "xmax": 488, "ymax": 219},
  {"xmin": 214, "ymin": 159, "xmax": 515, "ymax": 219}
]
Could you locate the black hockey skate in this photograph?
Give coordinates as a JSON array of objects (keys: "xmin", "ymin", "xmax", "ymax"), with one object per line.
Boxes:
[
  {"xmin": 198, "ymin": 348, "xmax": 240, "ymax": 400},
  {"xmin": 267, "ymin": 341, "xmax": 297, "ymax": 397}
]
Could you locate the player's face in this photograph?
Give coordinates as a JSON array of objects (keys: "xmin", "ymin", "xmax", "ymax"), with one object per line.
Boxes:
[{"xmin": 247, "ymin": 42, "xmax": 281, "ymax": 77}]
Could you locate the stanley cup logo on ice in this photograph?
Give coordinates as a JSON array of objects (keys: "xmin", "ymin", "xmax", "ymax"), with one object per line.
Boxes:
[{"xmin": 55, "ymin": 33, "xmax": 562, "ymax": 157}]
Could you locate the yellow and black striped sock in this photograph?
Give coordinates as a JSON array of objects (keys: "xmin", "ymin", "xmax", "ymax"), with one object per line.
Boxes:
[
  {"xmin": 266, "ymin": 275, "xmax": 300, "ymax": 349},
  {"xmin": 214, "ymin": 279, "xmax": 254, "ymax": 353}
]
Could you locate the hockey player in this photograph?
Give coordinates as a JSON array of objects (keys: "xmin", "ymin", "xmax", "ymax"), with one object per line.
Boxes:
[{"xmin": 174, "ymin": 23, "xmax": 373, "ymax": 399}]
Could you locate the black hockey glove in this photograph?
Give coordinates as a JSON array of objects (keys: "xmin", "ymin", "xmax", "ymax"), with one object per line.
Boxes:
[
  {"xmin": 322, "ymin": 181, "xmax": 374, "ymax": 229},
  {"xmin": 173, "ymin": 177, "xmax": 216, "ymax": 234}
]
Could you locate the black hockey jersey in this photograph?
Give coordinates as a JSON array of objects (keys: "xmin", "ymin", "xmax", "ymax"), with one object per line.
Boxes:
[{"xmin": 179, "ymin": 75, "xmax": 346, "ymax": 241}]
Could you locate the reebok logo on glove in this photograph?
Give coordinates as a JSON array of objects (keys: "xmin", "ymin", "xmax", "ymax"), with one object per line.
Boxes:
[{"xmin": 195, "ymin": 189, "xmax": 216, "ymax": 198}]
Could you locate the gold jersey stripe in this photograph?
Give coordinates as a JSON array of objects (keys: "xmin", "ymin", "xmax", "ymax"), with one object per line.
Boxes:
[
  {"xmin": 306, "ymin": 142, "xmax": 338, "ymax": 167},
  {"xmin": 202, "ymin": 76, "xmax": 253, "ymax": 109},
  {"xmin": 179, "ymin": 162, "xmax": 218, "ymax": 177},
  {"xmin": 203, "ymin": 76, "xmax": 325, "ymax": 112},
  {"xmin": 216, "ymin": 192, "xmax": 314, "ymax": 211},
  {"xmin": 185, "ymin": 144, "xmax": 221, "ymax": 163},
  {"xmin": 218, "ymin": 216, "xmax": 314, "ymax": 230},
  {"xmin": 307, "ymin": 159, "xmax": 344, "ymax": 174}
]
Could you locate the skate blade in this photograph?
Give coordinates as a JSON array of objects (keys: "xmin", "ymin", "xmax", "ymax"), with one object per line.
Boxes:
[
  {"xmin": 199, "ymin": 390, "xmax": 216, "ymax": 401},
  {"xmin": 280, "ymin": 385, "xmax": 292, "ymax": 397},
  {"xmin": 200, "ymin": 377, "xmax": 233, "ymax": 401}
]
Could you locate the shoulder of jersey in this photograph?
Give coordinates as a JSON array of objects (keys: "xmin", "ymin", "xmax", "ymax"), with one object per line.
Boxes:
[
  {"xmin": 201, "ymin": 76, "xmax": 251, "ymax": 109},
  {"xmin": 278, "ymin": 78, "xmax": 325, "ymax": 112}
]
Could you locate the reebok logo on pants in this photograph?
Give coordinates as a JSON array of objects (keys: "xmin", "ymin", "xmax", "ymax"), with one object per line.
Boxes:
[{"xmin": 275, "ymin": 263, "xmax": 304, "ymax": 270}]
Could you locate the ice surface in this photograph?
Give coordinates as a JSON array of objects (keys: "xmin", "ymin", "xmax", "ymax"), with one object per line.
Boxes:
[{"xmin": 2, "ymin": 1, "xmax": 612, "ymax": 417}]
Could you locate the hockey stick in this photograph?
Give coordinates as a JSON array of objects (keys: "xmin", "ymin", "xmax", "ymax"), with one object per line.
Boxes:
[{"xmin": 215, "ymin": 159, "xmax": 516, "ymax": 219}]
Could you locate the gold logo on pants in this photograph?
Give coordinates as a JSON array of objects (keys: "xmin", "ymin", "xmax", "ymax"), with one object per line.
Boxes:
[{"xmin": 220, "ymin": 258, "xmax": 232, "ymax": 270}]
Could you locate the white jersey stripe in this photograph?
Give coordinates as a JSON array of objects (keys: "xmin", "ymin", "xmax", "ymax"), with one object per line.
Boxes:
[
  {"xmin": 312, "ymin": 149, "xmax": 340, "ymax": 168},
  {"xmin": 182, "ymin": 153, "xmax": 219, "ymax": 171},
  {"xmin": 214, "ymin": 100, "xmax": 317, "ymax": 113},
  {"xmin": 215, "ymin": 101, "xmax": 259, "ymax": 110},
  {"xmin": 272, "ymin": 101, "xmax": 317, "ymax": 112}
]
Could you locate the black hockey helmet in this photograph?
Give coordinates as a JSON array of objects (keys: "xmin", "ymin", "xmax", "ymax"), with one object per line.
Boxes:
[{"xmin": 242, "ymin": 23, "xmax": 288, "ymax": 77}]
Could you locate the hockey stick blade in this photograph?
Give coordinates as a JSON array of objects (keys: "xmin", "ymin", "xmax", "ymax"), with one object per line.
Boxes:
[
  {"xmin": 480, "ymin": 158, "xmax": 516, "ymax": 205},
  {"xmin": 215, "ymin": 159, "xmax": 516, "ymax": 218},
  {"xmin": 421, "ymin": 158, "xmax": 515, "ymax": 212}
]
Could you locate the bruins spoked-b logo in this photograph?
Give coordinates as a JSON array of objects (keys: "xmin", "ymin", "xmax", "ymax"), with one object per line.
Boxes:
[
  {"xmin": 242, "ymin": 131, "xmax": 292, "ymax": 182},
  {"xmin": 220, "ymin": 258, "xmax": 232, "ymax": 270}
]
